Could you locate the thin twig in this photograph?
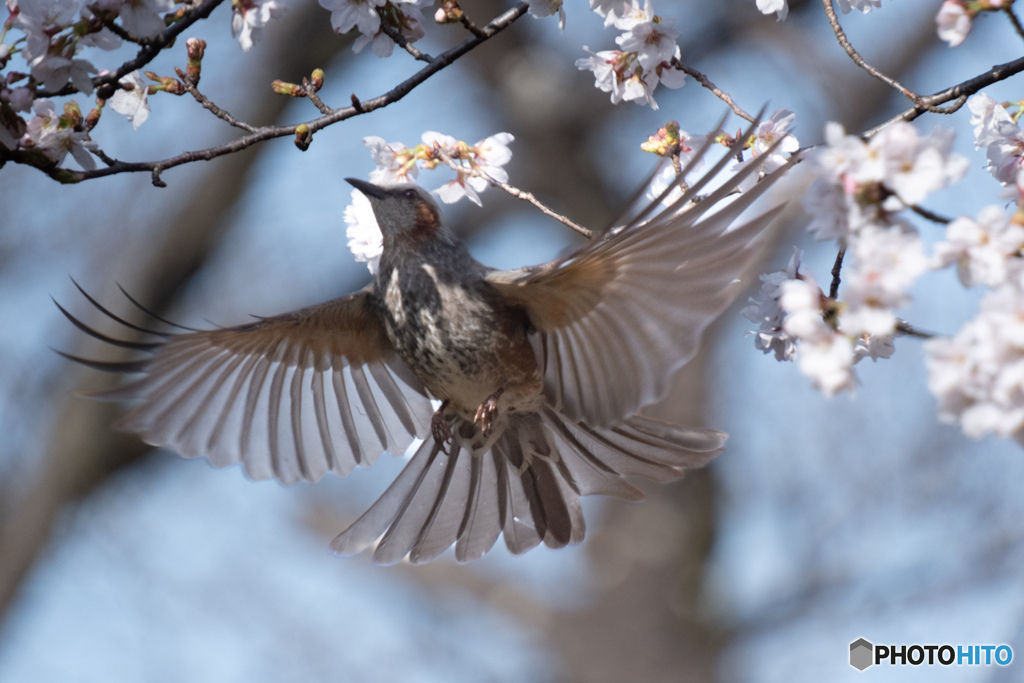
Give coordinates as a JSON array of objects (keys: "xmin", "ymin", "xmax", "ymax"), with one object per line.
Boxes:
[
  {"xmin": 458, "ymin": 12, "xmax": 486, "ymax": 38},
  {"xmin": 488, "ymin": 180, "xmax": 592, "ymax": 239},
  {"xmin": 909, "ymin": 204, "xmax": 951, "ymax": 225},
  {"xmin": 436, "ymin": 152, "xmax": 592, "ymax": 239},
  {"xmin": 100, "ymin": 17, "xmax": 152, "ymax": 46},
  {"xmin": 379, "ymin": 23, "xmax": 433, "ymax": 62},
  {"xmin": 829, "ymin": 247, "xmax": 846, "ymax": 300},
  {"xmin": 12, "ymin": 3, "xmax": 531, "ymax": 184},
  {"xmin": 676, "ymin": 63, "xmax": 755, "ymax": 122},
  {"xmin": 896, "ymin": 320, "xmax": 934, "ymax": 339},
  {"xmin": 822, "ymin": 0, "xmax": 922, "ymax": 104},
  {"xmin": 1005, "ymin": 6, "xmax": 1024, "ymax": 43},
  {"xmin": 303, "ymin": 79, "xmax": 334, "ymax": 116},
  {"xmin": 862, "ymin": 53, "xmax": 1024, "ymax": 139},
  {"xmin": 177, "ymin": 71, "xmax": 257, "ymax": 133}
]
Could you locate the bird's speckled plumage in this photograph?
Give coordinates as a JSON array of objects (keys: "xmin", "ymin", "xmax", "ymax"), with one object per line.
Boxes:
[{"xmin": 58, "ymin": 121, "xmax": 795, "ymax": 564}]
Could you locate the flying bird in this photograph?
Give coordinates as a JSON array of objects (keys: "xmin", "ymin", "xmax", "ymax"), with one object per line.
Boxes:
[{"xmin": 58, "ymin": 123, "xmax": 791, "ymax": 565}]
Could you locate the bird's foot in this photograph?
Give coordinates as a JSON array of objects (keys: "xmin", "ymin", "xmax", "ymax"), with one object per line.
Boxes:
[
  {"xmin": 473, "ymin": 388, "xmax": 505, "ymax": 436},
  {"xmin": 431, "ymin": 399, "xmax": 453, "ymax": 453}
]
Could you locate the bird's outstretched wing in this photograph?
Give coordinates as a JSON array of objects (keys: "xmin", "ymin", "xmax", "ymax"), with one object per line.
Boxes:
[
  {"xmin": 487, "ymin": 124, "xmax": 796, "ymax": 426},
  {"xmin": 56, "ymin": 284, "xmax": 433, "ymax": 486}
]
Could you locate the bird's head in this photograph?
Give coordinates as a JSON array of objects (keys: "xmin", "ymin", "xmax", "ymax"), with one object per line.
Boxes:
[{"xmin": 346, "ymin": 178, "xmax": 444, "ymax": 249}]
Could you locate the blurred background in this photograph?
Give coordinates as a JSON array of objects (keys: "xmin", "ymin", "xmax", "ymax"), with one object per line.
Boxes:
[{"xmin": 2, "ymin": 1, "xmax": 1023, "ymax": 681}]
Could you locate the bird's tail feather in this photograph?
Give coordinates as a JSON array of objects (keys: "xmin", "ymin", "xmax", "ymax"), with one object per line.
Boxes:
[{"xmin": 329, "ymin": 410, "xmax": 725, "ymax": 565}]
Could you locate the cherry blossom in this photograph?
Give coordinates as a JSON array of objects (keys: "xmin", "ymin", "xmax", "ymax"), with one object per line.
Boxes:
[
  {"xmin": 321, "ymin": 0, "xmax": 428, "ymax": 58},
  {"xmin": 108, "ymin": 70, "xmax": 150, "ymax": 129},
  {"xmin": 756, "ymin": 0, "xmax": 788, "ymax": 21},
  {"xmin": 318, "ymin": 0, "xmax": 384, "ymax": 36},
  {"xmin": 20, "ymin": 98, "xmax": 97, "ymax": 169},
  {"xmin": 527, "ymin": 0, "xmax": 565, "ymax": 31},
  {"xmin": 119, "ymin": 0, "xmax": 175, "ymax": 38},
  {"xmin": 15, "ymin": 0, "xmax": 78, "ymax": 59},
  {"xmin": 742, "ymin": 247, "xmax": 804, "ymax": 361},
  {"xmin": 750, "ymin": 108, "xmax": 799, "ymax": 172},
  {"xmin": 576, "ymin": 46, "xmax": 674, "ymax": 109},
  {"xmin": 932, "ymin": 205, "xmax": 1024, "ymax": 288},
  {"xmin": 589, "ymin": 0, "xmax": 631, "ymax": 26},
  {"xmin": 357, "ymin": 131, "xmax": 514, "ymax": 209},
  {"xmin": 615, "ymin": 11, "xmax": 679, "ymax": 70},
  {"xmin": 232, "ymin": 0, "xmax": 287, "ymax": 52},
  {"xmin": 29, "ymin": 55, "xmax": 96, "ymax": 93},
  {"xmin": 968, "ymin": 94, "xmax": 1024, "ymax": 185},
  {"xmin": 926, "ymin": 284, "xmax": 1024, "ymax": 444},
  {"xmin": 429, "ymin": 131, "xmax": 514, "ymax": 206},
  {"xmin": 344, "ymin": 188, "xmax": 384, "ymax": 274},
  {"xmin": 803, "ymin": 121, "xmax": 967, "ymax": 242},
  {"xmin": 840, "ymin": 225, "xmax": 927, "ymax": 338},
  {"xmin": 836, "ymin": 0, "xmax": 882, "ymax": 13},
  {"xmin": 364, "ymin": 136, "xmax": 418, "ymax": 184},
  {"xmin": 779, "ymin": 276, "xmax": 858, "ymax": 396},
  {"xmin": 936, "ymin": 1, "xmax": 971, "ymax": 46},
  {"xmin": 969, "ymin": 93, "xmax": 1016, "ymax": 148}
]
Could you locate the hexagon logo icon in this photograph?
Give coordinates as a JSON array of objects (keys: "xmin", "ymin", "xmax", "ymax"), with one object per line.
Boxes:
[{"xmin": 850, "ymin": 638, "xmax": 874, "ymax": 671}]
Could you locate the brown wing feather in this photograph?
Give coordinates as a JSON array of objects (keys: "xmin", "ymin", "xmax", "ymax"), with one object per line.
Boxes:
[
  {"xmin": 488, "ymin": 125, "xmax": 798, "ymax": 426},
  {"xmin": 59, "ymin": 287, "xmax": 434, "ymax": 486}
]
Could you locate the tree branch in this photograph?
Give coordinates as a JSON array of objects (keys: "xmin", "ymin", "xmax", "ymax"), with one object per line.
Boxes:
[
  {"xmin": 863, "ymin": 54, "xmax": 1024, "ymax": 139},
  {"xmin": 821, "ymin": 0, "xmax": 921, "ymax": 102},
  {"xmin": 39, "ymin": 0, "xmax": 227, "ymax": 99},
  {"xmin": 436, "ymin": 151, "xmax": 593, "ymax": 239},
  {"xmin": 675, "ymin": 62, "xmax": 755, "ymax": 122},
  {"xmin": 19, "ymin": 2, "xmax": 531, "ymax": 185},
  {"xmin": 178, "ymin": 71, "xmax": 258, "ymax": 133}
]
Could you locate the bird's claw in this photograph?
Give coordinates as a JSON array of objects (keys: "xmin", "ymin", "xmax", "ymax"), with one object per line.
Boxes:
[
  {"xmin": 431, "ymin": 400, "xmax": 453, "ymax": 453},
  {"xmin": 473, "ymin": 388, "xmax": 505, "ymax": 436}
]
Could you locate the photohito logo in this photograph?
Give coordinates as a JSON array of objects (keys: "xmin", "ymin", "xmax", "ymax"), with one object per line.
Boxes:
[{"xmin": 849, "ymin": 639, "xmax": 1013, "ymax": 671}]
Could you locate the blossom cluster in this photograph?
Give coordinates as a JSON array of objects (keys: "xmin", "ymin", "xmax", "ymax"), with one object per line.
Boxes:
[
  {"xmin": 936, "ymin": 0, "xmax": 1010, "ymax": 47},
  {"xmin": 575, "ymin": 0, "xmax": 686, "ymax": 110},
  {"xmin": 344, "ymin": 131, "xmax": 513, "ymax": 273},
  {"xmin": 920, "ymin": 93, "xmax": 1024, "ymax": 444},
  {"xmin": 318, "ymin": 0, "xmax": 430, "ymax": 58},
  {"xmin": 0, "ymin": 0, "xmax": 283, "ymax": 166},
  {"xmin": 745, "ymin": 121, "xmax": 967, "ymax": 395},
  {"xmin": 756, "ymin": 0, "xmax": 883, "ymax": 22},
  {"xmin": 641, "ymin": 109, "xmax": 799, "ymax": 206},
  {"xmin": 967, "ymin": 93, "xmax": 1024, "ymax": 185}
]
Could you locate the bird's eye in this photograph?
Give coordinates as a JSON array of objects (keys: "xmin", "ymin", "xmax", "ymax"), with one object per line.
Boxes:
[{"xmin": 404, "ymin": 188, "xmax": 417, "ymax": 200}]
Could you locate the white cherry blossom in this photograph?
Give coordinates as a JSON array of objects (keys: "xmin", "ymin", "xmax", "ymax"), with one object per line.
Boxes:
[
  {"xmin": 836, "ymin": 0, "xmax": 882, "ymax": 13},
  {"xmin": 936, "ymin": 1, "xmax": 971, "ymax": 46},
  {"xmin": 108, "ymin": 70, "xmax": 150, "ymax": 129},
  {"xmin": 528, "ymin": 0, "xmax": 565, "ymax": 31},
  {"xmin": 932, "ymin": 206, "xmax": 1024, "ymax": 288},
  {"xmin": 742, "ymin": 247, "xmax": 804, "ymax": 361},
  {"xmin": 21, "ymin": 98, "xmax": 98, "ymax": 169},
  {"xmin": 841, "ymin": 226, "xmax": 927, "ymax": 338},
  {"xmin": 756, "ymin": 0, "xmax": 788, "ymax": 21},
  {"xmin": 318, "ymin": 0, "xmax": 384, "ymax": 36},
  {"xmin": 119, "ymin": 0, "xmax": 175, "ymax": 38},
  {"xmin": 232, "ymin": 0, "xmax": 287, "ymax": 52},
  {"xmin": 926, "ymin": 284, "xmax": 1024, "ymax": 443},
  {"xmin": 344, "ymin": 189, "xmax": 384, "ymax": 274},
  {"xmin": 750, "ymin": 108, "xmax": 799, "ymax": 172},
  {"xmin": 615, "ymin": 12, "xmax": 679, "ymax": 70}
]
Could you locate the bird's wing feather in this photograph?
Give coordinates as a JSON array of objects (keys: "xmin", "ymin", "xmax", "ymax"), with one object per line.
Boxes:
[
  {"xmin": 57, "ymin": 286, "xmax": 433, "ymax": 486},
  {"xmin": 487, "ymin": 126, "xmax": 796, "ymax": 426}
]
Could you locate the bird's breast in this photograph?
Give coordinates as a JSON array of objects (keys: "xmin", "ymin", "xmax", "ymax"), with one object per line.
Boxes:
[{"xmin": 377, "ymin": 262, "xmax": 541, "ymax": 420}]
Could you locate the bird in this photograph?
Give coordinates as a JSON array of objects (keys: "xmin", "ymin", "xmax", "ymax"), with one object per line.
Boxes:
[{"xmin": 57, "ymin": 120, "xmax": 792, "ymax": 565}]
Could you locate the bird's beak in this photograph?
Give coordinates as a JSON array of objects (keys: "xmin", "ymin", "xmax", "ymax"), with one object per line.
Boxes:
[{"xmin": 346, "ymin": 177, "xmax": 388, "ymax": 200}]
